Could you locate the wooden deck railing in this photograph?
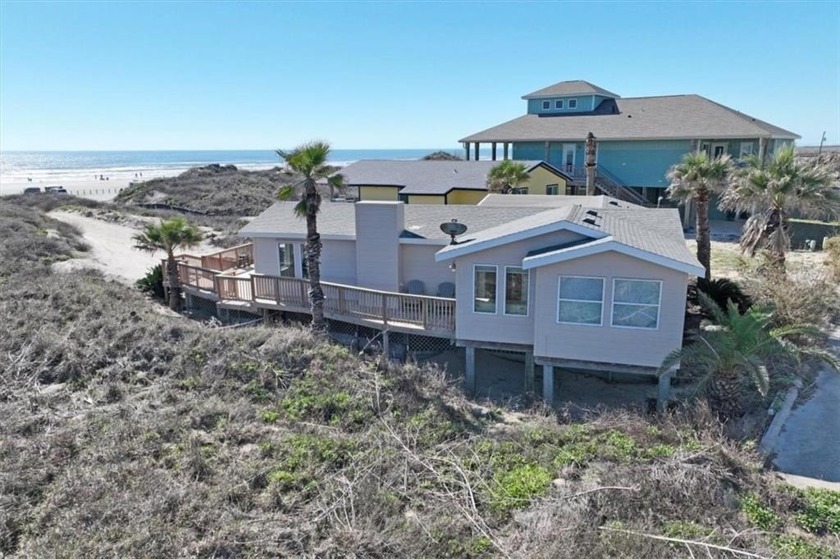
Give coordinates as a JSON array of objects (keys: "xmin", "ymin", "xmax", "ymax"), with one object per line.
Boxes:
[
  {"xmin": 174, "ymin": 243, "xmax": 254, "ymax": 272},
  {"xmin": 177, "ymin": 263, "xmax": 218, "ymax": 292},
  {"xmin": 232, "ymin": 274, "xmax": 456, "ymax": 334}
]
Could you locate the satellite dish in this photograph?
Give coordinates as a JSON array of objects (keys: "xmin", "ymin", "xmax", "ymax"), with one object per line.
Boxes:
[{"xmin": 440, "ymin": 219, "xmax": 468, "ymax": 245}]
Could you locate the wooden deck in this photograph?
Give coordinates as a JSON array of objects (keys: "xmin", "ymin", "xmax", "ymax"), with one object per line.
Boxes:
[{"xmin": 171, "ymin": 248, "xmax": 456, "ymax": 337}]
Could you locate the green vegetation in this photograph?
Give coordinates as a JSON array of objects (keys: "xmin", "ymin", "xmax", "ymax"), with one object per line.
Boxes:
[
  {"xmin": 662, "ymin": 293, "xmax": 839, "ymax": 417},
  {"xmin": 486, "ymin": 160, "xmax": 530, "ymax": 194},
  {"xmin": 825, "ymin": 235, "xmax": 840, "ymax": 280},
  {"xmin": 276, "ymin": 140, "xmax": 345, "ymax": 331},
  {"xmin": 133, "ymin": 216, "xmax": 203, "ymax": 310},
  {"xmin": 1, "ymin": 198, "xmax": 838, "ymax": 557},
  {"xmin": 720, "ymin": 145, "xmax": 840, "ymax": 270},
  {"xmin": 666, "ymin": 151, "xmax": 732, "ymax": 279}
]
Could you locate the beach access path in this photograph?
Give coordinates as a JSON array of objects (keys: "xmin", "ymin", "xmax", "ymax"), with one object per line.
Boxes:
[{"xmin": 49, "ymin": 211, "xmax": 215, "ymax": 285}]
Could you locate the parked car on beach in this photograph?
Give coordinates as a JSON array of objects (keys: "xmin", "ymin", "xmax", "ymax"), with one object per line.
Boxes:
[
  {"xmin": 23, "ymin": 187, "xmax": 42, "ymax": 195},
  {"xmin": 44, "ymin": 186, "xmax": 68, "ymax": 195}
]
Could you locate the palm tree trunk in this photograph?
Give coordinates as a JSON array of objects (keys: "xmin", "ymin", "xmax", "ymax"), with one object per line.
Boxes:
[
  {"xmin": 304, "ymin": 178, "xmax": 327, "ymax": 333},
  {"xmin": 166, "ymin": 254, "xmax": 181, "ymax": 311},
  {"xmin": 711, "ymin": 369, "xmax": 743, "ymax": 418},
  {"xmin": 695, "ymin": 187, "xmax": 712, "ymax": 280},
  {"xmin": 771, "ymin": 209, "xmax": 788, "ymax": 272}
]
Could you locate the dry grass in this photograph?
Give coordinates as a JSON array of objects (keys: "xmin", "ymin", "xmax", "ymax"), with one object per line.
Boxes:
[{"xmin": 1, "ymin": 199, "xmax": 838, "ymax": 558}]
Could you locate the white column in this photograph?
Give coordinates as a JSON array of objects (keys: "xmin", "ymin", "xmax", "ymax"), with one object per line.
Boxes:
[{"xmin": 542, "ymin": 364, "xmax": 554, "ymax": 406}]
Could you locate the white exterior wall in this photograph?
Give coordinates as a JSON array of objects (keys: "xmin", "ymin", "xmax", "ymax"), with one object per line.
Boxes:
[
  {"xmin": 252, "ymin": 237, "xmax": 357, "ymax": 284},
  {"xmin": 532, "ymin": 251, "xmax": 688, "ymax": 368},
  {"xmin": 321, "ymin": 240, "xmax": 358, "ymax": 284},
  {"xmin": 452, "ymin": 230, "xmax": 586, "ymax": 345},
  {"xmin": 400, "ymin": 244, "xmax": 453, "ymax": 296},
  {"xmin": 355, "ymin": 202, "xmax": 404, "ymax": 291}
]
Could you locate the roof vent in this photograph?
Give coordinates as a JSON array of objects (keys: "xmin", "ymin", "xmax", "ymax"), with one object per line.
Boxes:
[
  {"xmin": 440, "ymin": 219, "xmax": 468, "ymax": 245},
  {"xmin": 608, "ymin": 200, "xmax": 619, "ymax": 206},
  {"xmin": 582, "ymin": 217, "xmax": 599, "ymax": 226},
  {"xmin": 586, "ymin": 209, "xmax": 599, "ymax": 217}
]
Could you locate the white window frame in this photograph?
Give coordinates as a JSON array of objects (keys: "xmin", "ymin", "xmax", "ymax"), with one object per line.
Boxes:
[
  {"xmin": 541, "ymin": 100, "xmax": 551, "ymax": 110},
  {"xmin": 278, "ymin": 242, "xmax": 296, "ymax": 278},
  {"xmin": 503, "ymin": 266, "xmax": 529, "ymax": 317},
  {"xmin": 610, "ymin": 278, "xmax": 663, "ymax": 331},
  {"xmin": 555, "ymin": 99, "xmax": 564, "ymax": 109},
  {"xmin": 568, "ymin": 99, "xmax": 578, "ymax": 109},
  {"xmin": 473, "ymin": 264, "xmax": 498, "ymax": 315},
  {"xmin": 739, "ymin": 142, "xmax": 755, "ymax": 158},
  {"xmin": 557, "ymin": 275, "xmax": 605, "ymax": 327}
]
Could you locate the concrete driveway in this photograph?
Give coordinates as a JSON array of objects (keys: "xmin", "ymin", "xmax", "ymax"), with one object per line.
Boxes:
[{"xmin": 770, "ymin": 331, "xmax": 840, "ymax": 483}]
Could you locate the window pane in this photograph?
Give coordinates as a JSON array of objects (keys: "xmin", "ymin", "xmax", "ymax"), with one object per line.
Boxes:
[
  {"xmin": 614, "ymin": 279, "xmax": 660, "ymax": 304},
  {"xmin": 555, "ymin": 100, "xmax": 563, "ymax": 109},
  {"xmin": 613, "ymin": 303, "xmax": 658, "ymax": 329},
  {"xmin": 559, "ymin": 277, "xmax": 603, "ymax": 301},
  {"xmin": 558, "ymin": 301, "xmax": 602, "ymax": 325},
  {"xmin": 569, "ymin": 99, "xmax": 577, "ymax": 108},
  {"xmin": 278, "ymin": 243, "xmax": 295, "ymax": 277},
  {"xmin": 541, "ymin": 101, "xmax": 550, "ymax": 109},
  {"xmin": 505, "ymin": 268, "xmax": 528, "ymax": 315},
  {"xmin": 474, "ymin": 266, "xmax": 497, "ymax": 313}
]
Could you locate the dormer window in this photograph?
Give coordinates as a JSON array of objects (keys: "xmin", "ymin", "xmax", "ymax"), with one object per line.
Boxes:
[
  {"xmin": 555, "ymin": 100, "xmax": 564, "ymax": 109},
  {"xmin": 542, "ymin": 100, "xmax": 550, "ymax": 110},
  {"xmin": 568, "ymin": 99, "xmax": 578, "ymax": 109}
]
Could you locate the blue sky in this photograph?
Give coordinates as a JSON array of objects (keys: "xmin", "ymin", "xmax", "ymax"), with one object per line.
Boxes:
[{"xmin": 1, "ymin": 1, "xmax": 838, "ymax": 150}]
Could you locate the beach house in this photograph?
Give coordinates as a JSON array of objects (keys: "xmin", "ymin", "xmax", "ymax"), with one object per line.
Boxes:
[
  {"xmin": 336, "ymin": 159, "xmax": 572, "ymax": 205},
  {"xmin": 175, "ymin": 197, "xmax": 703, "ymax": 407},
  {"xmin": 460, "ymin": 80, "xmax": 800, "ymax": 208}
]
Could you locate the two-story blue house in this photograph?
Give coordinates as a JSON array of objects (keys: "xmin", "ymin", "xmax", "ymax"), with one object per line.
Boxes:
[{"xmin": 460, "ymin": 80, "xmax": 800, "ymax": 206}]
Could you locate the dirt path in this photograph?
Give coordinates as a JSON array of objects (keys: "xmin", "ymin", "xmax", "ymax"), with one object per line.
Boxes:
[{"xmin": 49, "ymin": 211, "xmax": 163, "ymax": 284}]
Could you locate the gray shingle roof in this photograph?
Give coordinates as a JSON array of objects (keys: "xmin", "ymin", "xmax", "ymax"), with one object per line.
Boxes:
[
  {"xmin": 332, "ymin": 159, "xmax": 554, "ymax": 195},
  {"xmin": 436, "ymin": 205, "xmax": 702, "ymax": 274},
  {"xmin": 522, "ymin": 80, "xmax": 620, "ymax": 99},
  {"xmin": 241, "ymin": 201, "xmax": 702, "ymax": 274},
  {"xmin": 478, "ymin": 193, "xmax": 640, "ymax": 209},
  {"xmin": 460, "ymin": 95, "xmax": 800, "ymax": 142},
  {"xmin": 239, "ymin": 201, "xmax": 546, "ymax": 241}
]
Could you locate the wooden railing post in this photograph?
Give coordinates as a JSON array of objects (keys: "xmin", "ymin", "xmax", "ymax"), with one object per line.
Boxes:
[
  {"xmin": 422, "ymin": 298, "xmax": 429, "ymax": 330},
  {"xmin": 274, "ymin": 277, "xmax": 281, "ymax": 304},
  {"xmin": 249, "ymin": 275, "xmax": 256, "ymax": 302},
  {"xmin": 338, "ymin": 288, "xmax": 346, "ymax": 314},
  {"xmin": 381, "ymin": 294, "xmax": 389, "ymax": 326}
]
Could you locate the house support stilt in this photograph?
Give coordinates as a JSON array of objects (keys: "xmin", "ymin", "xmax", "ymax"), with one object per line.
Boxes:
[
  {"xmin": 542, "ymin": 364, "xmax": 554, "ymax": 406},
  {"xmin": 465, "ymin": 346, "xmax": 476, "ymax": 393},
  {"xmin": 524, "ymin": 352, "xmax": 535, "ymax": 393},
  {"xmin": 503, "ymin": 142, "xmax": 509, "ymax": 160},
  {"xmin": 491, "ymin": 142, "xmax": 497, "ymax": 161},
  {"xmin": 657, "ymin": 370, "xmax": 673, "ymax": 413},
  {"xmin": 382, "ymin": 330, "xmax": 390, "ymax": 360}
]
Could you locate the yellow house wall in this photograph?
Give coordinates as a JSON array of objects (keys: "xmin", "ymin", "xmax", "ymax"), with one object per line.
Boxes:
[
  {"xmin": 359, "ymin": 186, "xmax": 400, "ymax": 201},
  {"xmin": 446, "ymin": 190, "xmax": 487, "ymax": 205},
  {"xmin": 406, "ymin": 194, "xmax": 445, "ymax": 205},
  {"xmin": 523, "ymin": 166, "xmax": 568, "ymax": 195}
]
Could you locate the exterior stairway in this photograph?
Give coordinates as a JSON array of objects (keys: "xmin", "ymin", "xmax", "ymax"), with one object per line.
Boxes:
[{"xmin": 593, "ymin": 167, "xmax": 650, "ymax": 206}]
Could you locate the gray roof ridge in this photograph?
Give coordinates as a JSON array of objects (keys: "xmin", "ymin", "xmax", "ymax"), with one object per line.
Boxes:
[{"xmin": 696, "ymin": 95, "xmax": 800, "ymax": 138}]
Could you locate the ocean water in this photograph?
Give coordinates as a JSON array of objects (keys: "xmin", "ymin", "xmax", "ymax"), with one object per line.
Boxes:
[{"xmin": 0, "ymin": 148, "xmax": 487, "ymax": 185}]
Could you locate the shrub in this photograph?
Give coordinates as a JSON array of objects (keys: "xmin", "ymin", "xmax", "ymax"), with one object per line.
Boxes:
[
  {"xmin": 825, "ymin": 236, "xmax": 840, "ymax": 280},
  {"xmin": 136, "ymin": 264, "xmax": 165, "ymax": 299},
  {"xmin": 742, "ymin": 268, "xmax": 840, "ymax": 332},
  {"xmin": 741, "ymin": 493, "xmax": 781, "ymax": 530},
  {"xmin": 689, "ymin": 277, "xmax": 752, "ymax": 316}
]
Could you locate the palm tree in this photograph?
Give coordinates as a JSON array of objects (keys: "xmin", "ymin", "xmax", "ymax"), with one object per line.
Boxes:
[
  {"xmin": 133, "ymin": 217, "xmax": 203, "ymax": 311},
  {"xmin": 660, "ymin": 293, "xmax": 839, "ymax": 418},
  {"xmin": 719, "ymin": 145, "xmax": 839, "ymax": 270},
  {"xmin": 487, "ymin": 160, "xmax": 530, "ymax": 194},
  {"xmin": 666, "ymin": 152, "xmax": 732, "ymax": 280},
  {"xmin": 276, "ymin": 140, "xmax": 344, "ymax": 333}
]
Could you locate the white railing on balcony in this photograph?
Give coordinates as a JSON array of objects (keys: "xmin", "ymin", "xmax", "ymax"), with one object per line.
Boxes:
[{"xmin": 227, "ymin": 274, "xmax": 456, "ymax": 334}]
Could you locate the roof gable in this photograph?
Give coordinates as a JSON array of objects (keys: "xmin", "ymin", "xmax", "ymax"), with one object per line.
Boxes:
[
  {"xmin": 461, "ymin": 94, "xmax": 800, "ymax": 142},
  {"xmin": 523, "ymin": 80, "xmax": 620, "ymax": 100}
]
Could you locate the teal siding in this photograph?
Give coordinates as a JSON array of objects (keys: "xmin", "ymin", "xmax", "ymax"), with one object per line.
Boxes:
[
  {"xmin": 527, "ymin": 95, "xmax": 597, "ymax": 115},
  {"xmin": 597, "ymin": 140, "xmax": 692, "ymax": 188},
  {"xmin": 512, "ymin": 142, "xmax": 545, "ymax": 160}
]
